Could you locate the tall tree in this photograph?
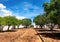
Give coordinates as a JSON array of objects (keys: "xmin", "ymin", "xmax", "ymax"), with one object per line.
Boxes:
[
  {"xmin": 4, "ymin": 16, "xmax": 18, "ymax": 30},
  {"xmin": 43, "ymin": 0, "xmax": 60, "ymax": 30},
  {"xmin": 11, "ymin": 16, "xmax": 18, "ymax": 29},
  {"xmin": 34, "ymin": 14, "xmax": 47, "ymax": 29}
]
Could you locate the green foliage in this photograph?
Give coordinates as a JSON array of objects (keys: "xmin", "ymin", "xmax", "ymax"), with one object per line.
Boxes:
[
  {"xmin": 43, "ymin": 0, "xmax": 60, "ymax": 30},
  {"xmin": 17, "ymin": 20, "xmax": 23, "ymax": 28},
  {"xmin": 0, "ymin": 17, "xmax": 3, "ymax": 25},
  {"xmin": 34, "ymin": 14, "xmax": 47, "ymax": 28},
  {"xmin": 0, "ymin": 17, "xmax": 6, "ymax": 26},
  {"xmin": 34, "ymin": 0, "xmax": 60, "ymax": 29},
  {"xmin": 17, "ymin": 20, "xmax": 22, "ymax": 25},
  {"xmin": 43, "ymin": 2, "xmax": 50, "ymax": 14},
  {"xmin": 3, "ymin": 16, "xmax": 18, "ymax": 26},
  {"xmin": 44, "ymin": 0, "xmax": 60, "ymax": 25},
  {"xmin": 22, "ymin": 18, "xmax": 32, "ymax": 28},
  {"xmin": 0, "ymin": 15, "xmax": 32, "ymax": 30},
  {"xmin": 3, "ymin": 16, "xmax": 18, "ymax": 30}
]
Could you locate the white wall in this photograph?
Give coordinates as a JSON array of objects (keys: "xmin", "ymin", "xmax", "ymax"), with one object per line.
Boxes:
[
  {"xmin": 2, "ymin": 25, "xmax": 24, "ymax": 31},
  {"xmin": 19, "ymin": 25, "xmax": 24, "ymax": 28},
  {"xmin": 3, "ymin": 25, "xmax": 8, "ymax": 31}
]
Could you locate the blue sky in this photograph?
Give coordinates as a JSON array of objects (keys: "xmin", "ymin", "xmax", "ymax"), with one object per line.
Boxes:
[{"xmin": 0, "ymin": 0, "xmax": 50, "ymax": 20}]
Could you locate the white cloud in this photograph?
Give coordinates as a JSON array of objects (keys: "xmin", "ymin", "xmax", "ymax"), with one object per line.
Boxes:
[
  {"xmin": 0, "ymin": 3, "xmax": 26, "ymax": 20},
  {"xmin": 0, "ymin": 3, "xmax": 12, "ymax": 16},
  {"xmin": 0, "ymin": 3, "xmax": 6, "ymax": 9},
  {"xmin": 0, "ymin": 9, "xmax": 12, "ymax": 16},
  {"xmin": 12, "ymin": 13, "xmax": 26, "ymax": 20},
  {"xmin": 16, "ymin": 16, "xmax": 26, "ymax": 20},
  {"xmin": 23, "ymin": 8, "xmax": 28, "ymax": 11}
]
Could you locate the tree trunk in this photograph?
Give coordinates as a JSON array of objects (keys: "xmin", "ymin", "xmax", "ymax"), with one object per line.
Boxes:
[
  {"xmin": 40, "ymin": 25, "xmax": 43, "ymax": 29},
  {"xmin": 50, "ymin": 26, "xmax": 53, "ymax": 31},
  {"xmin": 0, "ymin": 24, "xmax": 1, "ymax": 28},
  {"xmin": 58, "ymin": 24, "xmax": 60, "ymax": 29},
  {"xmin": 50, "ymin": 23, "xmax": 54, "ymax": 31},
  {"xmin": 0, "ymin": 24, "xmax": 2, "ymax": 31},
  {"xmin": 14, "ymin": 25, "xmax": 15, "ymax": 29},
  {"xmin": 8, "ymin": 25, "xmax": 10, "ymax": 31},
  {"xmin": 25, "ymin": 26, "xmax": 27, "ymax": 28},
  {"xmin": 18, "ymin": 25, "xmax": 19, "ymax": 29}
]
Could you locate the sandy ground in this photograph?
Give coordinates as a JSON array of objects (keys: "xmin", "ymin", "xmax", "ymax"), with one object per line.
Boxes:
[{"xmin": 0, "ymin": 28, "xmax": 42, "ymax": 42}]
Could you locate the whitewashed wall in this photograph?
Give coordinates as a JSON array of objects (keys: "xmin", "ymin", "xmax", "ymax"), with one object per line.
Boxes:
[
  {"xmin": 33, "ymin": 24, "xmax": 49, "ymax": 28},
  {"xmin": 2, "ymin": 25, "xmax": 24, "ymax": 31},
  {"xmin": 44, "ymin": 25, "xmax": 49, "ymax": 28},
  {"xmin": 3, "ymin": 25, "xmax": 8, "ymax": 31},
  {"xmin": 33, "ymin": 23, "xmax": 40, "ymax": 28},
  {"xmin": 15, "ymin": 25, "xmax": 24, "ymax": 28},
  {"xmin": 19, "ymin": 25, "xmax": 24, "ymax": 28}
]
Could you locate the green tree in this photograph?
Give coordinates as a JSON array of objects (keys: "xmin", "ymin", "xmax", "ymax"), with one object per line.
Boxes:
[
  {"xmin": 43, "ymin": 0, "xmax": 60, "ymax": 30},
  {"xmin": 0, "ymin": 17, "xmax": 3, "ymax": 30},
  {"xmin": 0, "ymin": 17, "xmax": 6, "ymax": 31},
  {"xmin": 0, "ymin": 17, "xmax": 2, "ymax": 27},
  {"xmin": 34, "ymin": 14, "xmax": 47, "ymax": 29},
  {"xmin": 11, "ymin": 16, "xmax": 18, "ymax": 29},
  {"xmin": 17, "ymin": 20, "xmax": 22, "ymax": 28},
  {"xmin": 4, "ymin": 16, "xmax": 18, "ymax": 30},
  {"xmin": 22, "ymin": 18, "xmax": 32, "ymax": 28}
]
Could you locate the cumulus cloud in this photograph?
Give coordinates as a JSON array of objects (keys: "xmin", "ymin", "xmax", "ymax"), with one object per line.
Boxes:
[
  {"xmin": 0, "ymin": 3, "xmax": 26, "ymax": 19},
  {"xmin": 8, "ymin": 2, "xmax": 41, "ymax": 19},
  {"xmin": 0, "ymin": 3, "xmax": 6, "ymax": 9},
  {"xmin": 0, "ymin": 3, "xmax": 12, "ymax": 16},
  {"xmin": 0, "ymin": 9, "xmax": 12, "ymax": 16},
  {"xmin": 16, "ymin": 16, "xmax": 26, "ymax": 20}
]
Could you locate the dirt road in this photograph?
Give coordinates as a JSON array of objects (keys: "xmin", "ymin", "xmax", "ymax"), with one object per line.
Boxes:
[{"xmin": 0, "ymin": 28, "xmax": 42, "ymax": 42}]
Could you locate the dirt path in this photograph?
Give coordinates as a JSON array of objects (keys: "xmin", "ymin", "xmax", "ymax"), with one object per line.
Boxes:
[{"xmin": 0, "ymin": 28, "xmax": 42, "ymax": 42}]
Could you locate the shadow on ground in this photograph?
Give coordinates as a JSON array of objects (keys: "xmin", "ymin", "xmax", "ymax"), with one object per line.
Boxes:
[
  {"xmin": 38, "ymin": 33, "xmax": 60, "ymax": 40},
  {"xmin": 0, "ymin": 29, "xmax": 17, "ymax": 33}
]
